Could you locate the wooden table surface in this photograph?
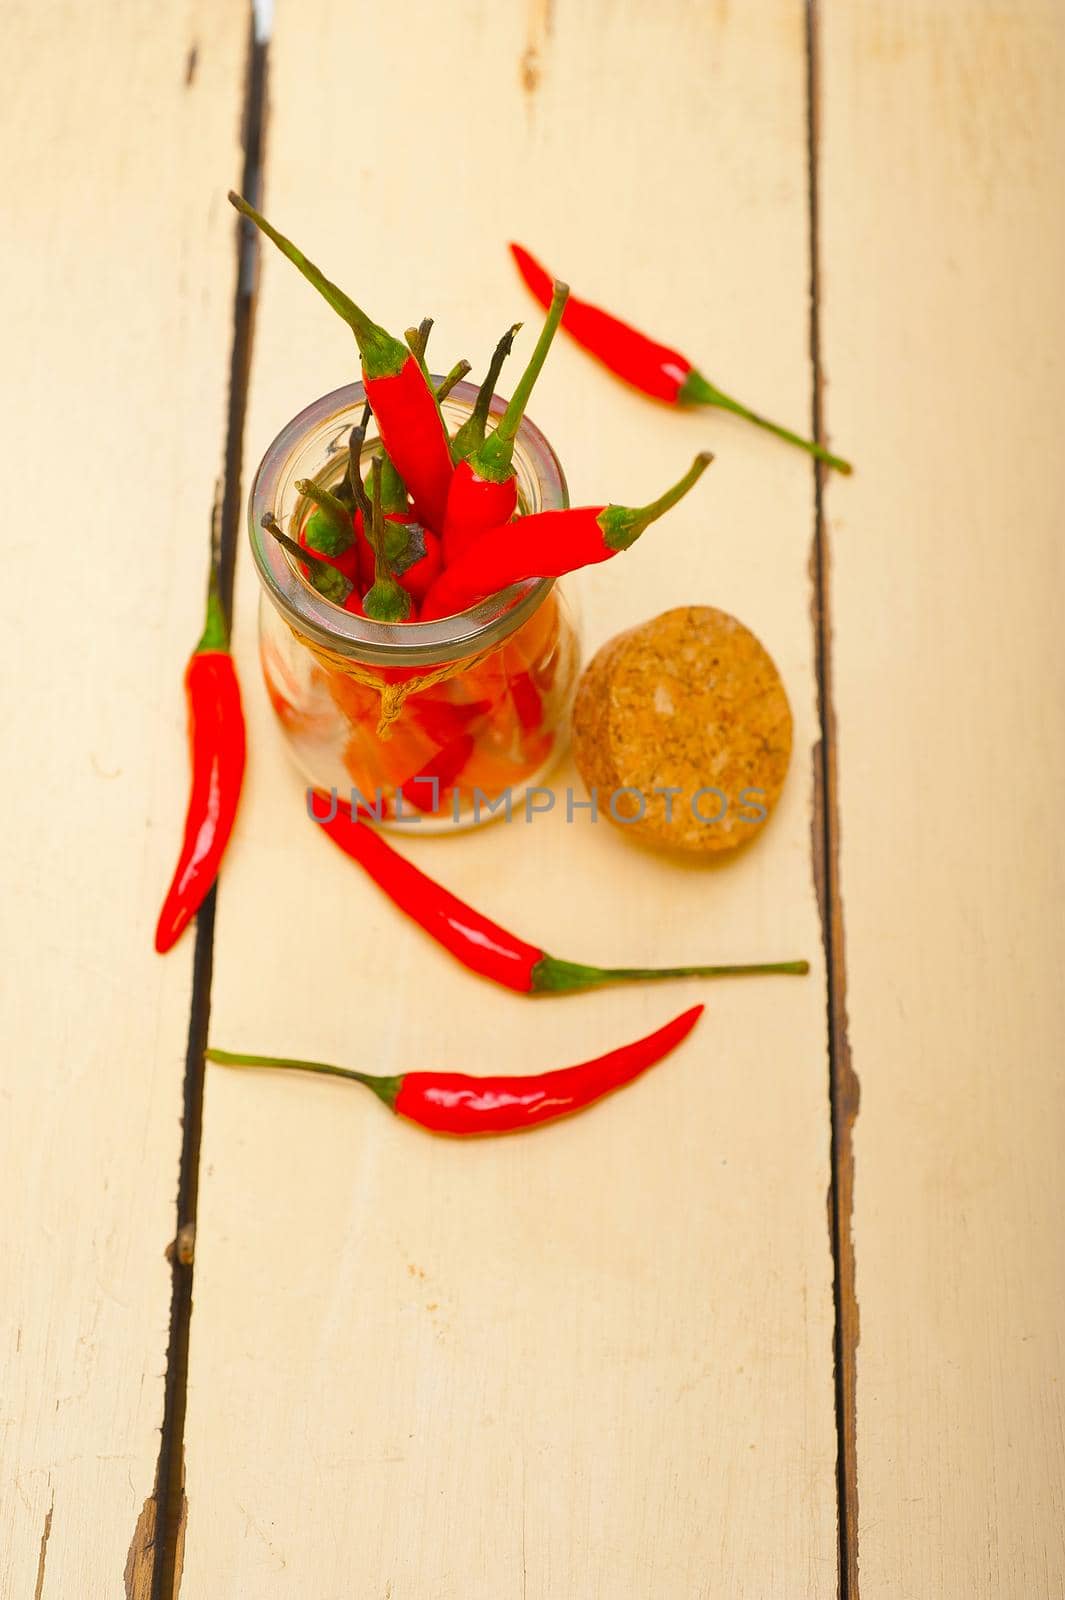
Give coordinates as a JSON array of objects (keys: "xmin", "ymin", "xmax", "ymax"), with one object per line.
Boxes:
[{"xmin": 2, "ymin": 2, "xmax": 1063, "ymax": 1595}]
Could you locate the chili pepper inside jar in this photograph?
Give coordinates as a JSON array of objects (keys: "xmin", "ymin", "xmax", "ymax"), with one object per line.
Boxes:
[{"xmin": 250, "ymin": 381, "xmax": 580, "ymax": 830}]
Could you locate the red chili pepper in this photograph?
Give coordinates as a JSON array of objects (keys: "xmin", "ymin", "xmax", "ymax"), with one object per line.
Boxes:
[
  {"xmin": 407, "ymin": 694, "xmax": 492, "ymax": 745},
  {"xmin": 206, "ymin": 1005, "xmax": 703, "ymax": 1136},
  {"xmin": 442, "ymin": 283, "xmax": 568, "ymax": 564},
  {"xmin": 314, "ymin": 802, "xmax": 809, "ymax": 992},
  {"xmin": 231, "ymin": 194, "xmax": 454, "ymax": 528},
  {"xmin": 510, "ymin": 242, "xmax": 852, "ymax": 474},
  {"xmin": 399, "ymin": 733, "xmax": 475, "ymax": 813},
  {"xmin": 508, "ymin": 668, "xmax": 544, "ymax": 731},
  {"xmin": 263, "ymin": 514, "xmax": 355, "ymax": 605},
  {"xmin": 155, "ymin": 546, "xmax": 246, "ymax": 953},
  {"xmin": 421, "ymin": 453, "xmax": 713, "ymax": 621}
]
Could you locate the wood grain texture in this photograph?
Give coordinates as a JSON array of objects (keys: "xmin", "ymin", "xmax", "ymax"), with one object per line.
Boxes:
[
  {"xmin": 183, "ymin": 1, "xmax": 839, "ymax": 1594},
  {"xmin": 818, "ymin": 2, "xmax": 1065, "ymax": 1594},
  {"xmin": 0, "ymin": 2, "xmax": 246, "ymax": 1593}
]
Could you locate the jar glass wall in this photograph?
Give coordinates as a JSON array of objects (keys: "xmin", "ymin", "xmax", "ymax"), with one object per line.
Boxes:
[{"xmin": 250, "ymin": 381, "xmax": 580, "ymax": 830}]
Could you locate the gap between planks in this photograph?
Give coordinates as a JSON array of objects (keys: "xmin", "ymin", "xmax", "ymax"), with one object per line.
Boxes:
[
  {"xmin": 144, "ymin": 21, "xmax": 269, "ymax": 1600},
  {"xmin": 805, "ymin": 2, "xmax": 860, "ymax": 1597}
]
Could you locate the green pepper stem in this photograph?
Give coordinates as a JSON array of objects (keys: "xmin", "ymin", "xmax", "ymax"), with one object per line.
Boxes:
[
  {"xmin": 532, "ymin": 953, "xmax": 810, "ymax": 992},
  {"xmin": 197, "ymin": 574, "xmax": 229, "ymax": 653},
  {"xmin": 206, "ymin": 1048, "xmax": 402, "ymax": 1111},
  {"xmin": 436, "ymin": 359, "xmax": 471, "ymax": 401},
  {"xmin": 405, "ymin": 319, "xmax": 433, "ymax": 366},
  {"xmin": 346, "ymin": 428, "xmax": 373, "ymax": 521},
  {"xmin": 228, "ymin": 192, "xmax": 405, "ymax": 378},
  {"xmin": 402, "ymin": 320, "xmax": 456, "ymax": 449},
  {"xmin": 451, "ymin": 322, "xmax": 522, "ymax": 462},
  {"xmin": 295, "ymin": 476, "xmax": 351, "ymax": 532},
  {"xmin": 680, "ymin": 368, "xmax": 852, "ymax": 474},
  {"xmin": 475, "ymin": 284, "xmax": 568, "ymax": 480},
  {"xmin": 598, "ymin": 452, "xmax": 714, "ymax": 551},
  {"xmin": 363, "ymin": 458, "xmax": 411, "ymax": 621},
  {"xmin": 378, "ymin": 450, "xmax": 409, "ymax": 515},
  {"xmin": 263, "ymin": 515, "xmax": 331, "ymax": 574},
  {"xmin": 196, "ymin": 487, "xmax": 229, "ymax": 652},
  {"xmin": 366, "ymin": 458, "xmax": 383, "ymax": 573}
]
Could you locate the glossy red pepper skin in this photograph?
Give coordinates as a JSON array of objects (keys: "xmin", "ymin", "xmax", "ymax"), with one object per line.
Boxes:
[
  {"xmin": 367, "ymin": 360, "xmax": 453, "ymax": 531},
  {"xmin": 423, "ymin": 453, "xmax": 712, "ymax": 621},
  {"xmin": 155, "ymin": 596, "xmax": 246, "ymax": 953},
  {"xmin": 315, "ymin": 802, "xmax": 809, "ymax": 993},
  {"xmin": 510, "ymin": 242, "xmax": 689, "ymax": 401},
  {"xmin": 321, "ymin": 802, "xmax": 542, "ymax": 987},
  {"xmin": 441, "ymin": 460, "xmax": 518, "ymax": 562},
  {"xmin": 423, "ymin": 504, "xmax": 614, "ymax": 620},
  {"xmin": 394, "ymin": 1006, "xmax": 703, "ymax": 1133},
  {"xmin": 206, "ymin": 1005, "xmax": 704, "ymax": 1137}
]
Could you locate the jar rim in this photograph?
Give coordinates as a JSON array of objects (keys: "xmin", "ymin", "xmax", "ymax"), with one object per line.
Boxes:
[{"xmin": 249, "ymin": 379, "xmax": 568, "ymax": 667}]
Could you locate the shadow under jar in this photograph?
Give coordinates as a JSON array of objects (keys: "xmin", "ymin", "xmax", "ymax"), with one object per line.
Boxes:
[{"xmin": 250, "ymin": 380, "xmax": 581, "ymax": 830}]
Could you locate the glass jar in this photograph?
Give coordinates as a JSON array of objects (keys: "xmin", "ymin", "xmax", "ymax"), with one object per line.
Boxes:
[{"xmin": 249, "ymin": 381, "xmax": 581, "ymax": 830}]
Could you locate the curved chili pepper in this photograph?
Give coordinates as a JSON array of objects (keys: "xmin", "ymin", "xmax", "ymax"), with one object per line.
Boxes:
[
  {"xmin": 206, "ymin": 1005, "xmax": 703, "ymax": 1136},
  {"xmin": 422, "ymin": 453, "xmax": 713, "ymax": 621},
  {"xmin": 155, "ymin": 550, "xmax": 246, "ymax": 954},
  {"xmin": 230, "ymin": 193, "xmax": 454, "ymax": 528},
  {"xmin": 442, "ymin": 283, "xmax": 568, "ymax": 564},
  {"xmin": 450, "ymin": 322, "xmax": 522, "ymax": 464},
  {"xmin": 510, "ymin": 242, "xmax": 852, "ymax": 475},
  {"xmin": 315, "ymin": 802, "xmax": 809, "ymax": 991}
]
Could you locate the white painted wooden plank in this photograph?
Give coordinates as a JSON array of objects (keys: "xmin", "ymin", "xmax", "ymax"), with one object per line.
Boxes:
[
  {"xmin": 185, "ymin": 1, "xmax": 839, "ymax": 1594},
  {"xmin": 819, "ymin": 2, "xmax": 1065, "ymax": 1594},
  {"xmin": 0, "ymin": 2, "xmax": 246, "ymax": 1593}
]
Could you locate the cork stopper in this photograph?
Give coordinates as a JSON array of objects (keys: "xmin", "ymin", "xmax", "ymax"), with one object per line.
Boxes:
[{"xmin": 571, "ymin": 606, "xmax": 793, "ymax": 854}]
